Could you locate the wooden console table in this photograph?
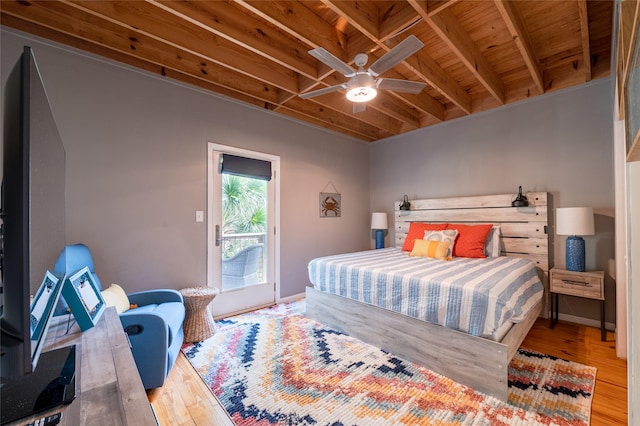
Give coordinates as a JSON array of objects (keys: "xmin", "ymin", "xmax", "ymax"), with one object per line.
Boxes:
[{"xmin": 9, "ymin": 307, "xmax": 157, "ymax": 425}]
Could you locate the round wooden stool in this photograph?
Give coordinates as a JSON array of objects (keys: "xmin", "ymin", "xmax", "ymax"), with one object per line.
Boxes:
[{"xmin": 180, "ymin": 286, "xmax": 220, "ymax": 343}]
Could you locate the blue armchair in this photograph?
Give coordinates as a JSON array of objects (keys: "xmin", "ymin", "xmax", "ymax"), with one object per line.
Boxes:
[{"xmin": 54, "ymin": 244, "xmax": 185, "ymax": 389}]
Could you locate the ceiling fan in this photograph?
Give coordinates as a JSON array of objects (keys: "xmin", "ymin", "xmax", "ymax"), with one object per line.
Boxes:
[{"xmin": 299, "ymin": 35, "xmax": 427, "ymax": 113}]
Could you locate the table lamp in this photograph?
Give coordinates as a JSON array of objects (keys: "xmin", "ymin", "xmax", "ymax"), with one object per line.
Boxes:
[
  {"xmin": 556, "ymin": 207, "xmax": 594, "ymax": 272},
  {"xmin": 371, "ymin": 212, "xmax": 388, "ymax": 249}
]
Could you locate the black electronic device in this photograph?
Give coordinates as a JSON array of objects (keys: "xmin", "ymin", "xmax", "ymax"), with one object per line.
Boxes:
[
  {"xmin": 27, "ymin": 412, "xmax": 62, "ymax": 426},
  {"xmin": 1, "ymin": 46, "xmax": 71, "ymax": 423},
  {"xmin": 1, "ymin": 346, "xmax": 76, "ymax": 424}
]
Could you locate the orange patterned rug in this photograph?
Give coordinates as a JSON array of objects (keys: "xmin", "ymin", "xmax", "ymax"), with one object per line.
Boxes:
[{"xmin": 182, "ymin": 301, "xmax": 596, "ymax": 425}]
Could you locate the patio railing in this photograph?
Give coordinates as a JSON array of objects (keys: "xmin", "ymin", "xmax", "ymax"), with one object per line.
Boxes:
[
  {"xmin": 221, "ymin": 232, "xmax": 266, "ymax": 258},
  {"xmin": 221, "ymin": 232, "xmax": 267, "ymax": 285}
]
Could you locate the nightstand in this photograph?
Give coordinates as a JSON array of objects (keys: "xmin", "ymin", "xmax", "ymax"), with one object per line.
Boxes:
[{"xmin": 549, "ymin": 268, "xmax": 605, "ymax": 341}]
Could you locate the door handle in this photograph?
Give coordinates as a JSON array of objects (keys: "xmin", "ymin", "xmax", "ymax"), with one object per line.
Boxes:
[{"xmin": 215, "ymin": 225, "xmax": 221, "ymax": 247}]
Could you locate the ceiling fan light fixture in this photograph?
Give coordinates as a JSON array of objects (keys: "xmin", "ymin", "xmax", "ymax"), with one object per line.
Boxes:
[
  {"xmin": 346, "ymin": 86, "xmax": 377, "ymax": 102},
  {"xmin": 346, "ymin": 73, "xmax": 377, "ymax": 102}
]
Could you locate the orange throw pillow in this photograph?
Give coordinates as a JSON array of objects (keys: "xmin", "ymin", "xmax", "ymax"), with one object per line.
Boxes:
[
  {"xmin": 402, "ymin": 222, "xmax": 447, "ymax": 252},
  {"xmin": 446, "ymin": 223, "xmax": 493, "ymax": 258}
]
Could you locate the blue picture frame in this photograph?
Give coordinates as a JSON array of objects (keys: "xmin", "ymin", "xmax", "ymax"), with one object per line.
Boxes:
[
  {"xmin": 30, "ymin": 270, "xmax": 64, "ymax": 344},
  {"xmin": 61, "ymin": 266, "xmax": 106, "ymax": 331}
]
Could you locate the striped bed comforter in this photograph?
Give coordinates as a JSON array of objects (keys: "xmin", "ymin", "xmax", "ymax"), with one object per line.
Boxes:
[{"xmin": 308, "ymin": 248, "xmax": 544, "ymax": 340}]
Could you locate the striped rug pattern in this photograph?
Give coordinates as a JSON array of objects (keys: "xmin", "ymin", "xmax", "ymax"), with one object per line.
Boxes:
[{"xmin": 182, "ymin": 301, "xmax": 595, "ymax": 425}]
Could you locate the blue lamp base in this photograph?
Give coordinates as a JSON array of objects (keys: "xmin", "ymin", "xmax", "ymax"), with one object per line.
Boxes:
[
  {"xmin": 565, "ymin": 236, "xmax": 586, "ymax": 272},
  {"xmin": 375, "ymin": 229, "xmax": 384, "ymax": 249}
]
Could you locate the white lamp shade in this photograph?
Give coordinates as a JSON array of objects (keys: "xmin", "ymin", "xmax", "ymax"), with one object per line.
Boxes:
[
  {"xmin": 371, "ymin": 212, "xmax": 388, "ymax": 230},
  {"xmin": 556, "ymin": 207, "xmax": 594, "ymax": 236}
]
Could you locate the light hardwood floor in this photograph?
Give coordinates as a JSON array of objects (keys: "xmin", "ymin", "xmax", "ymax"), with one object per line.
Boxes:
[
  {"xmin": 148, "ymin": 318, "xmax": 628, "ymax": 426},
  {"xmin": 521, "ymin": 319, "xmax": 628, "ymax": 425}
]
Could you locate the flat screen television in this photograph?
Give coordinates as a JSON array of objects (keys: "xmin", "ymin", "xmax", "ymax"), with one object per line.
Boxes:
[{"xmin": 1, "ymin": 46, "xmax": 75, "ymax": 423}]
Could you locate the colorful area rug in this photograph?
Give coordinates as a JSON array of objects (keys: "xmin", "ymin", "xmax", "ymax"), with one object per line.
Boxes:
[{"xmin": 182, "ymin": 301, "xmax": 596, "ymax": 425}]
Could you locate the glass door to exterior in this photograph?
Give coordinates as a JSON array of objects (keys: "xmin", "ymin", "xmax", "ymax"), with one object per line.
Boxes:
[{"xmin": 207, "ymin": 144, "xmax": 279, "ymax": 317}]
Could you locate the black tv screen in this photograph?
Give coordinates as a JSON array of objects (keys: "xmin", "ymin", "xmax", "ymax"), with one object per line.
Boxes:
[{"xmin": 1, "ymin": 46, "xmax": 66, "ymax": 377}]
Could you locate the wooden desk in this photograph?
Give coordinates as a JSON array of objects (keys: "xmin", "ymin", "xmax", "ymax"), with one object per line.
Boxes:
[{"xmin": 9, "ymin": 307, "xmax": 157, "ymax": 425}]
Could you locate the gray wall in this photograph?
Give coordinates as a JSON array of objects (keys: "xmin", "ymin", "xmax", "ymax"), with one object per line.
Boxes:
[
  {"xmin": 1, "ymin": 28, "xmax": 371, "ymax": 299},
  {"xmin": 370, "ymin": 79, "xmax": 616, "ymax": 325},
  {"xmin": 1, "ymin": 27, "xmax": 617, "ymax": 326}
]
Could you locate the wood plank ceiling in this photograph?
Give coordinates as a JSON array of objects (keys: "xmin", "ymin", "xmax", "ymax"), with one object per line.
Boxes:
[{"xmin": 1, "ymin": 1, "xmax": 613, "ymax": 142}]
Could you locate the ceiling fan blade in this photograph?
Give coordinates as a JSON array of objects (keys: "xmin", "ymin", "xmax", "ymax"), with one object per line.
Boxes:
[
  {"xmin": 368, "ymin": 35, "xmax": 424, "ymax": 77},
  {"xmin": 308, "ymin": 48, "xmax": 356, "ymax": 77},
  {"xmin": 299, "ymin": 84, "xmax": 344, "ymax": 99},
  {"xmin": 377, "ymin": 78, "xmax": 426, "ymax": 94},
  {"xmin": 353, "ymin": 102, "xmax": 367, "ymax": 113}
]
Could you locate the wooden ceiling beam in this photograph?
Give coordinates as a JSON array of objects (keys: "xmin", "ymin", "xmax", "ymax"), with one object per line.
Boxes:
[
  {"xmin": 407, "ymin": 0, "xmax": 504, "ymax": 110},
  {"xmin": 0, "ymin": 0, "xmax": 613, "ymax": 142},
  {"xmin": 2, "ymin": 1, "xmax": 294, "ymax": 102},
  {"xmin": 363, "ymin": 48, "xmax": 445, "ymax": 120},
  {"xmin": 307, "ymin": 92, "xmax": 410, "ymax": 135},
  {"xmin": 322, "ymin": 0, "xmax": 470, "ymax": 115},
  {"xmin": 379, "ymin": 3, "xmax": 423, "ymax": 42},
  {"xmin": 235, "ymin": 0, "xmax": 437, "ymax": 126},
  {"xmin": 322, "ymin": 0, "xmax": 444, "ymax": 120},
  {"xmin": 577, "ymin": 0, "xmax": 592, "ymax": 82},
  {"xmin": 426, "ymin": 0, "xmax": 461, "ymax": 16},
  {"xmin": 56, "ymin": 0, "xmax": 301, "ymax": 94},
  {"xmin": 151, "ymin": 0, "xmax": 318, "ymax": 79},
  {"xmin": 0, "ymin": 12, "xmax": 279, "ymax": 109},
  {"xmin": 320, "ymin": 0, "xmax": 380, "ymax": 40},
  {"xmin": 494, "ymin": 0, "xmax": 544, "ymax": 94},
  {"xmin": 388, "ymin": 35, "xmax": 472, "ymax": 114},
  {"xmin": 371, "ymin": 92, "xmax": 423, "ymax": 128},
  {"xmin": 235, "ymin": 0, "xmax": 349, "ymax": 62},
  {"xmin": 277, "ymin": 108, "xmax": 375, "ymax": 141},
  {"xmin": 413, "ymin": 4, "xmax": 505, "ymax": 104},
  {"xmin": 388, "ymin": 90, "xmax": 445, "ymax": 122},
  {"xmin": 281, "ymin": 97, "xmax": 386, "ymax": 140}
]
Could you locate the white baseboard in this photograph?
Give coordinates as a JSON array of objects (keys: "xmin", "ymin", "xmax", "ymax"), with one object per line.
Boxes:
[{"xmin": 278, "ymin": 292, "xmax": 305, "ymax": 304}]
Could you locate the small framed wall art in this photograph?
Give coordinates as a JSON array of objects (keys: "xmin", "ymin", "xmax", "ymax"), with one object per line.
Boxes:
[
  {"xmin": 319, "ymin": 181, "xmax": 341, "ymax": 218},
  {"xmin": 319, "ymin": 192, "xmax": 341, "ymax": 217},
  {"xmin": 318, "ymin": 181, "xmax": 342, "ymax": 217}
]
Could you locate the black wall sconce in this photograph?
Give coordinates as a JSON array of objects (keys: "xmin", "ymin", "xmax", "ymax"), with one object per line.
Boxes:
[
  {"xmin": 511, "ymin": 186, "xmax": 529, "ymax": 207},
  {"xmin": 399, "ymin": 195, "xmax": 411, "ymax": 210}
]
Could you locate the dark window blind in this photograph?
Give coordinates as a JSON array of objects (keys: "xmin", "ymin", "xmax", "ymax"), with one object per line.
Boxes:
[{"xmin": 219, "ymin": 154, "xmax": 272, "ymax": 181}]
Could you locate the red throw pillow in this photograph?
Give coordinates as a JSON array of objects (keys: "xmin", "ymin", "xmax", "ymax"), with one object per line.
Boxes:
[
  {"xmin": 446, "ymin": 223, "xmax": 493, "ymax": 258},
  {"xmin": 402, "ymin": 222, "xmax": 447, "ymax": 252}
]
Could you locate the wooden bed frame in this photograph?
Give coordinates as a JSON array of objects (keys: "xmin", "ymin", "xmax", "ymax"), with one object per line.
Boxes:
[{"xmin": 306, "ymin": 192, "xmax": 552, "ymax": 400}]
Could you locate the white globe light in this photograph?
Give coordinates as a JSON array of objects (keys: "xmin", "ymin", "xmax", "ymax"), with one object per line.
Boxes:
[{"xmin": 346, "ymin": 73, "xmax": 377, "ymax": 102}]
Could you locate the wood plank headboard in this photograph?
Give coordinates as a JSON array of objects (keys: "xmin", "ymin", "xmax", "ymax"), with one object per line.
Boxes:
[{"xmin": 393, "ymin": 192, "xmax": 553, "ymax": 308}]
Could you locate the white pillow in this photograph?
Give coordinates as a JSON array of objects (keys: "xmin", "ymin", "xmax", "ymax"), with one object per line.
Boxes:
[
  {"xmin": 101, "ymin": 283, "xmax": 130, "ymax": 313},
  {"xmin": 424, "ymin": 229, "xmax": 458, "ymax": 258},
  {"xmin": 484, "ymin": 226, "xmax": 502, "ymax": 257}
]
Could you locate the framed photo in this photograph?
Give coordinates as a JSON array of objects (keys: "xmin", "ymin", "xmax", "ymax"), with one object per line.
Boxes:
[
  {"xmin": 30, "ymin": 270, "xmax": 64, "ymax": 342},
  {"xmin": 319, "ymin": 192, "xmax": 341, "ymax": 217},
  {"xmin": 61, "ymin": 266, "xmax": 106, "ymax": 331}
]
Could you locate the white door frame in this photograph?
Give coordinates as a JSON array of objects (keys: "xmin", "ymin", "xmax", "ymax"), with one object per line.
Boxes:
[{"xmin": 207, "ymin": 142, "xmax": 280, "ymax": 316}]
